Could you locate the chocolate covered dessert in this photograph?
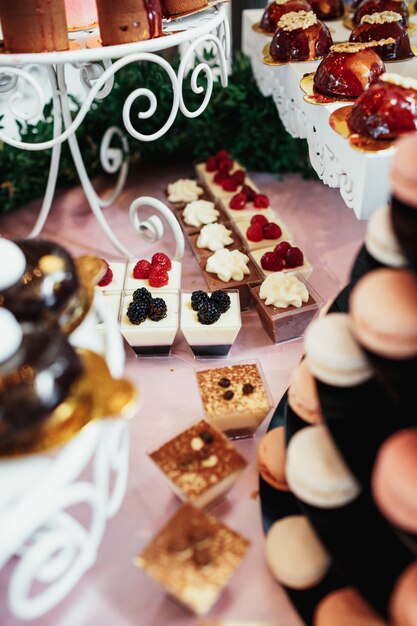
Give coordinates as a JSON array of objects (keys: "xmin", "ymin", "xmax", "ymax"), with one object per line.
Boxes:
[
  {"xmin": 259, "ymin": 0, "xmax": 313, "ymax": 33},
  {"xmin": 349, "ymin": 12, "xmax": 413, "ymax": 60},
  {"xmin": 310, "ymin": 0, "xmax": 344, "ymax": 20},
  {"xmin": 353, "ymin": 0, "xmax": 409, "ymax": 27},
  {"xmin": 96, "ymin": 0, "xmax": 163, "ymax": 45},
  {"xmin": 270, "ymin": 11, "xmax": 333, "ymax": 62}
]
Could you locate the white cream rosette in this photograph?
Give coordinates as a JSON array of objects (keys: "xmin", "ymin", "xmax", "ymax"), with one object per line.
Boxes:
[
  {"xmin": 167, "ymin": 179, "xmax": 203, "ymax": 203},
  {"xmin": 197, "ymin": 223, "xmax": 234, "ymax": 252},
  {"xmin": 206, "ymin": 249, "xmax": 250, "ymax": 282},
  {"xmin": 260, "ymin": 273, "xmax": 309, "ymax": 308},
  {"xmin": 183, "ymin": 200, "xmax": 219, "ymax": 227}
]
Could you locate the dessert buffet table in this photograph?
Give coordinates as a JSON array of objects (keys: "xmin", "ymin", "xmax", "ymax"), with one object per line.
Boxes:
[
  {"xmin": 242, "ymin": 9, "xmax": 417, "ymax": 219},
  {"xmin": 0, "ymin": 164, "xmax": 365, "ymax": 626}
]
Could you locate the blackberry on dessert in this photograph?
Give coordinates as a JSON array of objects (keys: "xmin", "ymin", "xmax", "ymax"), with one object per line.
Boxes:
[
  {"xmin": 149, "ymin": 298, "xmax": 168, "ymax": 322},
  {"xmin": 191, "ymin": 290, "xmax": 210, "ymax": 311},
  {"xmin": 210, "ymin": 290, "xmax": 231, "ymax": 313}
]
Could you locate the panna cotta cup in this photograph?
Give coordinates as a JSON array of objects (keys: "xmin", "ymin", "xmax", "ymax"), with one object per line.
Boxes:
[
  {"xmin": 120, "ymin": 291, "xmax": 179, "ymax": 356},
  {"xmin": 96, "ymin": 294, "xmax": 121, "ymax": 331},
  {"xmin": 96, "ymin": 259, "xmax": 127, "ymax": 294},
  {"xmin": 250, "ymin": 275, "xmax": 322, "ymax": 343},
  {"xmin": 180, "ymin": 290, "xmax": 242, "ymax": 357}
]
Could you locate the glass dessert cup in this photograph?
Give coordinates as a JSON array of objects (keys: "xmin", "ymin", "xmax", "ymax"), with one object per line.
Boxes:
[
  {"xmin": 180, "ymin": 290, "xmax": 242, "ymax": 357},
  {"xmin": 349, "ymin": 18, "xmax": 413, "ymax": 60},
  {"xmin": 195, "ymin": 360, "xmax": 273, "ymax": 439},
  {"xmin": 312, "ymin": 44, "xmax": 386, "ymax": 97},
  {"xmin": 310, "ymin": 0, "xmax": 345, "ymax": 20},
  {"xmin": 353, "ymin": 0, "xmax": 409, "ymax": 26},
  {"xmin": 259, "ymin": 0, "xmax": 313, "ymax": 33},
  {"xmin": 269, "ymin": 12, "xmax": 333, "ymax": 61},
  {"xmin": 124, "ymin": 259, "xmax": 182, "ymax": 293},
  {"xmin": 148, "ymin": 419, "xmax": 247, "ymax": 508},
  {"xmin": 250, "ymin": 280, "xmax": 322, "ymax": 344}
]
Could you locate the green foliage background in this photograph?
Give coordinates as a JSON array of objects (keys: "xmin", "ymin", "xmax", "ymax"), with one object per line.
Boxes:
[{"xmin": 0, "ymin": 53, "xmax": 312, "ymax": 215}]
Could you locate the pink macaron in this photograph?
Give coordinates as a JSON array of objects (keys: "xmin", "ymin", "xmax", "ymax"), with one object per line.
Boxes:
[
  {"xmin": 391, "ymin": 133, "xmax": 417, "ymax": 209},
  {"xmin": 314, "ymin": 587, "xmax": 387, "ymax": 626},
  {"xmin": 257, "ymin": 425, "xmax": 290, "ymax": 491}
]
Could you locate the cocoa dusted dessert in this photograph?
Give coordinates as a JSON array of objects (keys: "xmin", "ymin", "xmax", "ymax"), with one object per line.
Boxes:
[
  {"xmin": 149, "ymin": 419, "xmax": 247, "ymax": 507},
  {"xmin": 350, "ymin": 12, "xmax": 413, "ymax": 60},
  {"xmin": 135, "ymin": 503, "xmax": 249, "ymax": 615},
  {"xmin": 196, "ymin": 363, "xmax": 271, "ymax": 438},
  {"xmin": 270, "ymin": 11, "xmax": 333, "ymax": 62},
  {"xmin": 348, "ymin": 73, "xmax": 417, "ymax": 139},
  {"xmin": 353, "ymin": 0, "xmax": 409, "ymax": 27},
  {"xmin": 259, "ymin": 0, "xmax": 313, "ymax": 33},
  {"xmin": 313, "ymin": 41, "xmax": 387, "ymax": 98},
  {"xmin": 0, "ymin": 309, "xmax": 83, "ymax": 446},
  {"xmin": 310, "ymin": 0, "xmax": 344, "ymax": 20}
]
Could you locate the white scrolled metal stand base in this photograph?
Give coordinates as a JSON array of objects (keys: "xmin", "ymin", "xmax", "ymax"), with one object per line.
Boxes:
[
  {"xmin": 0, "ymin": 6, "xmax": 230, "ymax": 619},
  {"xmin": 242, "ymin": 9, "xmax": 417, "ymax": 220}
]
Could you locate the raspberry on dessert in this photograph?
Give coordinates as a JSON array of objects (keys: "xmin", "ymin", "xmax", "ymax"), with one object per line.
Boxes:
[
  {"xmin": 246, "ymin": 223, "xmax": 264, "ymax": 242},
  {"xmin": 210, "ymin": 290, "xmax": 231, "ymax": 313},
  {"xmin": 250, "ymin": 214, "xmax": 269, "ymax": 227},
  {"xmin": 149, "ymin": 297, "xmax": 168, "ymax": 322},
  {"xmin": 241, "ymin": 185, "xmax": 257, "ymax": 202},
  {"xmin": 222, "ymin": 178, "xmax": 239, "ymax": 192},
  {"xmin": 214, "ymin": 171, "xmax": 228, "ymax": 185},
  {"xmin": 261, "ymin": 252, "xmax": 285, "ymax": 272},
  {"xmin": 133, "ymin": 259, "xmax": 152, "ymax": 279},
  {"xmin": 197, "ymin": 301, "xmax": 221, "ymax": 325},
  {"xmin": 98, "ymin": 263, "xmax": 113, "ymax": 287},
  {"xmin": 229, "ymin": 193, "xmax": 247, "ymax": 211},
  {"xmin": 263, "ymin": 222, "xmax": 282, "ymax": 240},
  {"xmin": 151, "ymin": 252, "xmax": 172, "ymax": 272},
  {"xmin": 127, "ymin": 299, "xmax": 149, "ymax": 325},
  {"xmin": 285, "ymin": 246, "xmax": 304, "ymax": 268},
  {"xmin": 149, "ymin": 266, "xmax": 169, "ymax": 288},
  {"xmin": 132, "ymin": 287, "xmax": 153, "ymax": 306},
  {"xmin": 218, "ymin": 158, "xmax": 234, "ymax": 172},
  {"xmin": 233, "ymin": 169, "xmax": 246, "ymax": 185},
  {"xmin": 274, "ymin": 241, "xmax": 292, "ymax": 258},
  {"xmin": 254, "ymin": 194, "xmax": 270, "ymax": 209},
  {"xmin": 216, "ymin": 149, "xmax": 230, "ymax": 161},
  {"xmin": 206, "ymin": 156, "xmax": 218, "ymax": 172},
  {"xmin": 191, "ymin": 290, "xmax": 210, "ymax": 311}
]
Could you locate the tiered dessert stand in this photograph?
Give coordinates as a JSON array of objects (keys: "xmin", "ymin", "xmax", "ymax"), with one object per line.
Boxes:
[
  {"xmin": 0, "ymin": 5, "xmax": 230, "ymax": 620},
  {"xmin": 242, "ymin": 9, "xmax": 417, "ymax": 219}
]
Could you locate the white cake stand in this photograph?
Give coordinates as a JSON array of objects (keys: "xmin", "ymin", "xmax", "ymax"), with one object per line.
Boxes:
[{"xmin": 0, "ymin": 3, "xmax": 230, "ymax": 257}]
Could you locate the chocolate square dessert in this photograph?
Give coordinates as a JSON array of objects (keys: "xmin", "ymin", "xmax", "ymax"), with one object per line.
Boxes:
[
  {"xmin": 196, "ymin": 364, "xmax": 272, "ymax": 438},
  {"xmin": 149, "ymin": 419, "xmax": 247, "ymax": 507},
  {"xmin": 135, "ymin": 503, "xmax": 250, "ymax": 615}
]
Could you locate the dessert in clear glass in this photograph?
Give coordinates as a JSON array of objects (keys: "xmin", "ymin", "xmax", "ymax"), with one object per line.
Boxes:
[
  {"xmin": 313, "ymin": 42, "xmax": 386, "ymax": 98},
  {"xmin": 310, "ymin": 0, "xmax": 344, "ymax": 20},
  {"xmin": 135, "ymin": 503, "xmax": 249, "ymax": 615},
  {"xmin": 196, "ymin": 362, "xmax": 272, "ymax": 438},
  {"xmin": 148, "ymin": 419, "xmax": 247, "ymax": 507},
  {"xmin": 259, "ymin": 0, "xmax": 313, "ymax": 33},
  {"xmin": 250, "ymin": 274, "xmax": 322, "ymax": 343},
  {"xmin": 349, "ymin": 12, "xmax": 413, "ymax": 60},
  {"xmin": 270, "ymin": 11, "xmax": 333, "ymax": 62},
  {"xmin": 353, "ymin": 0, "xmax": 409, "ymax": 27},
  {"xmin": 125, "ymin": 254, "xmax": 181, "ymax": 293},
  {"xmin": 180, "ymin": 290, "xmax": 242, "ymax": 357},
  {"xmin": 348, "ymin": 73, "xmax": 417, "ymax": 139}
]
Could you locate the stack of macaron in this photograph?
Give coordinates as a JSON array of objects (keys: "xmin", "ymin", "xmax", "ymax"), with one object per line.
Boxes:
[{"xmin": 257, "ymin": 133, "xmax": 417, "ymax": 626}]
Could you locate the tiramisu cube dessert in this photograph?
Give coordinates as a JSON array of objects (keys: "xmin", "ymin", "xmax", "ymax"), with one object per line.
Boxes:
[
  {"xmin": 125, "ymin": 252, "xmax": 181, "ymax": 293},
  {"xmin": 135, "ymin": 503, "xmax": 250, "ymax": 615},
  {"xmin": 233, "ymin": 214, "xmax": 293, "ymax": 251},
  {"xmin": 250, "ymin": 242, "xmax": 313, "ymax": 280},
  {"xmin": 176, "ymin": 200, "xmax": 228, "ymax": 237},
  {"xmin": 196, "ymin": 363, "xmax": 272, "ymax": 438},
  {"xmin": 180, "ymin": 290, "xmax": 242, "ymax": 357},
  {"xmin": 149, "ymin": 419, "xmax": 247, "ymax": 507},
  {"xmin": 188, "ymin": 223, "xmax": 244, "ymax": 264},
  {"xmin": 203, "ymin": 248, "xmax": 263, "ymax": 310},
  {"xmin": 120, "ymin": 288, "xmax": 179, "ymax": 355},
  {"xmin": 97, "ymin": 259, "xmax": 127, "ymax": 294},
  {"xmin": 250, "ymin": 274, "xmax": 321, "ymax": 343},
  {"xmin": 166, "ymin": 178, "xmax": 205, "ymax": 210}
]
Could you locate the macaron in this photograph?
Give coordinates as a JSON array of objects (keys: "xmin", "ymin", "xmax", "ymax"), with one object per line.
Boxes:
[
  {"xmin": 372, "ymin": 428, "xmax": 417, "ymax": 534},
  {"xmin": 350, "ymin": 269, "xmax": 417, "ymax": 360},
  {"xmin": 365, "ymin": 204, "xmax": 406, "ymax": 268},
  {"xmin": 390, "ymin": 561, "xmax": 417, "ymax": 626},
  {"xmin": 0, "ymin": 238, "xmax": 26, "ymax": 291},
  {"xmin": 391, "ymin": 132, "xmax": 417, "ymax": 208},
  {"xmin": 265, "ymin": 515, "xmax": 331, "ymax": 589},
  {"xmin": 288, "ymin": 359, "xmax": 323, "ymax": 424},
  {"xmin": 305, "ymin": 313, "xmax": 372, "ymax": 387},
  {"xmin": 257, "ymin": 426, "xmax": 290, "ymax": 491},
  {"xmin": 286, "ymin": 424, "xmax": 361, "ymax": 508},
  {"xmin": 314, "ymin": 587, "xmax": 387, "ymax": 626}
]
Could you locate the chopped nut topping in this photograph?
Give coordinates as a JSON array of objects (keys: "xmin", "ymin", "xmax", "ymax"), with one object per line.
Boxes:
[
  {"xmin": 191, "ymin": 436, "xmax": 204, "ymax": 451},
  {"xmin": 274, "ymin": 0, "xmax": 292, "ymax": 4},
  {"xmin": 278, "ymin": 10, "xmax": 317, "ymax": 31},
  {"xmin": 360, "ymin": 11, "xmax": 402, "ymax": 24},
  {"xmin": 330, "ymin": 39, "xmax": 396, "ymax": 53},
  {"xmin": 381, "ymin": 72, "xmax": 417, "ymax": 92}
]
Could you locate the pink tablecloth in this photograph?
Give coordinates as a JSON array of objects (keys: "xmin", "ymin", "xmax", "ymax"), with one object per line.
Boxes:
[{"xmin": 0, "ymin": 164, "xmax": 366, "ymax": 626}]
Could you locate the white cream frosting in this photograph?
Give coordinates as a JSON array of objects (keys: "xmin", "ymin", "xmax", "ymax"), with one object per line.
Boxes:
[
  {"xmin": 197, "ymin": 223, "xmax": 234, "ymax": 252},
  {"xmin": 183, "ymin": 200, "xmax": 219, "ymax": 227},
  {"xmin": 167, "ymin": 178, "xmax": 203, "ymax": 203},
  {"xmin": 206, "ymin": 249, "xmax": 250, "ymax": 282},
  {"xmin": 260, "ymin": 273, "xmax": 309, "ymax": 308}
]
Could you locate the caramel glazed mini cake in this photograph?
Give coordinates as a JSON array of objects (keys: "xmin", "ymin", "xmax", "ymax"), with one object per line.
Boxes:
[{"xmin": 162, "ymin": 0, "xmax": 207, "ymax": 16}]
